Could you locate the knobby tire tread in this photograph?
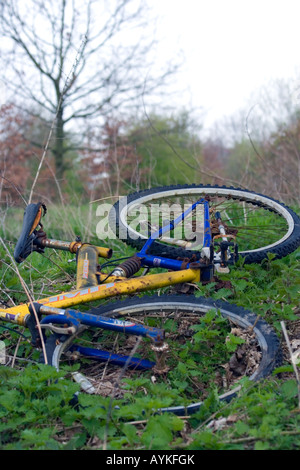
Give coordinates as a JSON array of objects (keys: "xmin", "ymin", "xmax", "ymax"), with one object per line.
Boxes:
[{"xmin": 110, "ymin": 184, "xmax": 300, "ymax": 263}]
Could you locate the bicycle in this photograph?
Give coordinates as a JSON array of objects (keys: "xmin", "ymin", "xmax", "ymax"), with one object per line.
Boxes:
[{"xmin": 0, "ymin": 184, "xmax": 299, "ymax": 415}]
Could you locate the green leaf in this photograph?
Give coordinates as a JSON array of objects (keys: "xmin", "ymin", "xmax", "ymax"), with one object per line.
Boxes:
[
  {"xmin": 255, "ymin": 440, "xmax": 270, "ymax": 450},
  {"xmin": 225, "ymin": 333, "xmax": 245, "ymax": 352},
  {"xmin": 233, "ymin": 279, "xmax": 248, "ymax": 292},
  {"xmin": 141, "ymin": 415, "xmax": 183, "ymax": 449},
  {"xmin": 280, "ymin": 379, "xmax": 298, "ymax": 399},
  {"xmin": 0, "ymin": 390, "xmax": 21, "ymax": 411},
  {"xmin": 213, "ymin": 288, "xmax": 233, "ymax": 299},
  {"xmin": 273, "ymin": 365, "xmax": 294, "ymax": 374},
  {"xmin": 121, "ymin": 423, "xmax": 139, "ymax": 445}
]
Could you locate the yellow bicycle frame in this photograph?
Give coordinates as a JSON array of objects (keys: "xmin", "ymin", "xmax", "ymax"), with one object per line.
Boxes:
[{"xmin": 0, "ymin": 243, "xmax": 202, "ymax": 327}]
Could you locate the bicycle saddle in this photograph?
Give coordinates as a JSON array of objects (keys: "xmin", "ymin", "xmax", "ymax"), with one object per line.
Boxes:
[{"xmin": 14, "ymin": 202, "xmax": 46, "ymax": 263}]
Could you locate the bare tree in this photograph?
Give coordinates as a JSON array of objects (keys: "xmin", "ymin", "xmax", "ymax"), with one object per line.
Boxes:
[{"xmin": 0, "ymin": 0, "xmax": 176, "ymax": 180}]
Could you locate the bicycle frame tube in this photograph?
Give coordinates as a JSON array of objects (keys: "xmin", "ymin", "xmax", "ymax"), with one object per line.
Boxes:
[
  {"xmin": 38, "ymin": 238, "xmax": 112, "ymax": 259},
  {"xmin": 39, "ymin": 308, "xmax": 165, "ymax": 343},
  {"xmin": 0, "ymin": 267, "xmax": 201, "ymax": 326},
  {"xmin": 68, "ymin": 345, "xmax": 155, "ymax": 370},
  {"xmin": 134, "ymin": 199, "xmax": 212, "ymax": 272},
  {"xmin": 138, "ymin": 199, "xmax": 211, "ymax": 254},
  {"xmin": 138, "ymin": 254, "xmax": 196, "ymax": 270},
  {"xmin": 203, "ymin": 200, "xmax": 212, "ymax": 247}
]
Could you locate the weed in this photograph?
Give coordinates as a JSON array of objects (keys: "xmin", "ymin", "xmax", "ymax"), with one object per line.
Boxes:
[{"xmin": 0, "ymin": 209, "xmax": 299, "ymax": 450}]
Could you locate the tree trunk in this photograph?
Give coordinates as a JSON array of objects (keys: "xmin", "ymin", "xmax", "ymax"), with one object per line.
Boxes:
[{"xmin": 53, "ymin": 106, "xmax": 65, "ymax": 181}]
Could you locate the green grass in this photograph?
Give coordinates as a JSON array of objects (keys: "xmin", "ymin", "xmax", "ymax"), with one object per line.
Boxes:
[{"xmin": 0, "ymin": 204, "xmax": 299, "ymax": 450}]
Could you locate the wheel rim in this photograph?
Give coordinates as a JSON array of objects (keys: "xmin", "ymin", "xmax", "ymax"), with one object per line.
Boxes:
[
  {"xmin": 118, "ymin": 187, "xmax": 295, "ymax": 255},
  {"xmin": 50, "ymin": 297, "xmax": 279, "ymax": 415}
]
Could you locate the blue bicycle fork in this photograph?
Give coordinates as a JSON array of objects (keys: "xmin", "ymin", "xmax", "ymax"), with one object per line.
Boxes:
[{"xmin": 39, "ymin": 305, "xmax": 163, "ymax": 370}]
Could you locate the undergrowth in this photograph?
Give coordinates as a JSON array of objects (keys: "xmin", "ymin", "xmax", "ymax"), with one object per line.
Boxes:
[{"xmin": 0, "ymin": 205, "xmax": 299, "ymax": 450}]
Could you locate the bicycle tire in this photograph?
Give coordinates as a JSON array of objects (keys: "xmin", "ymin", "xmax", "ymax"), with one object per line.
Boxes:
[
  {"xmin": 43, "ymin": 295, "xmax": 281, "ymax": 416},
  {"xmin": 109, "ymin": 184, "xmax": 300, "ymax": 263}
]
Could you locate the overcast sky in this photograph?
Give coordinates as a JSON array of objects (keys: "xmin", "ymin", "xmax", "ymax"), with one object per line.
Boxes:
[
  {"xmin": 2, "ymin": 0, "xmax": 299, "ymax": 136},
  {"xmin": 151, "ymin": 0, "xmax": 300, "ymax": 130}
]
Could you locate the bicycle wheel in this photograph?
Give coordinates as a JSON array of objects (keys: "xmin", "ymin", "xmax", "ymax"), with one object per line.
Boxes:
[
  {"xmin": 43, "ymin": 295, "xmax": 281, "ymax": 416},
  {"xmin": 109, "ymin": 184, "xmax": 300, "ymax": 263}
]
